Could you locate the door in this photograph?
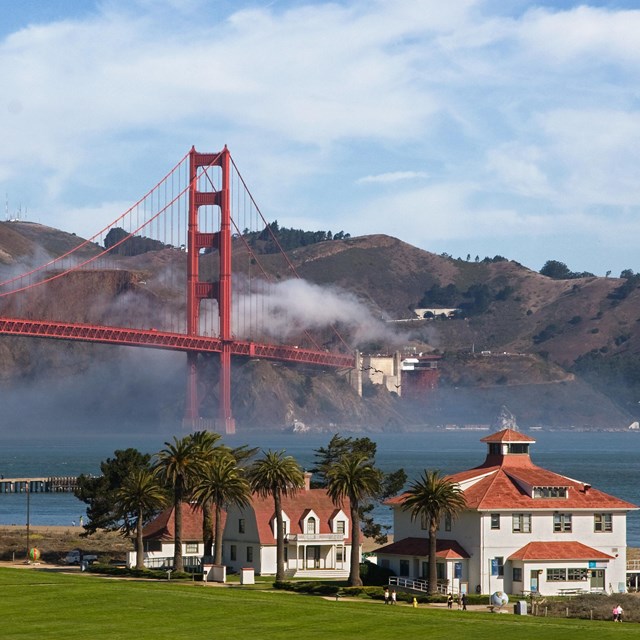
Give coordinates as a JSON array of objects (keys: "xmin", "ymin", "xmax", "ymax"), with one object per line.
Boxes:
[
  {"xmin": 530, "ymin": 570, "xmax": 539, "ymax": 593},
  {"xmin": 590, "ymin": 569, "xmax": 605, "ymax": 591},
  {"xmin": 306, "ymin": 546, "xmax": 320, "ymax": 569}
]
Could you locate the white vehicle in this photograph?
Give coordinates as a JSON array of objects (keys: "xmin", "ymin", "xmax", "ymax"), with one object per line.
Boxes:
[{"xmin": 63, "ymin": 549, "xmax": 98, "ymax": 565}]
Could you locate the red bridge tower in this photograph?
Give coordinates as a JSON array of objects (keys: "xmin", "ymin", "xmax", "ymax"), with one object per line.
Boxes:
[{"xmin": 184, "ymin": 146, "xmax": 235, "ymax": 435}]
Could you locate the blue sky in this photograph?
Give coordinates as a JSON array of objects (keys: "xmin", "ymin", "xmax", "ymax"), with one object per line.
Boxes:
[{"xmin": 1, "ymin": 0, "xmax": 639, "ymax": 276}]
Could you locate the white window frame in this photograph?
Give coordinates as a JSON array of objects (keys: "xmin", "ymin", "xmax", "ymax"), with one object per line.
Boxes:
[
  {"xmin": 512, "ymin": 513, "xmax": 531, "ymax": 533},
  {"xmin": 594, "ymin": 513, "xmax": 613, "ymax": 532}
]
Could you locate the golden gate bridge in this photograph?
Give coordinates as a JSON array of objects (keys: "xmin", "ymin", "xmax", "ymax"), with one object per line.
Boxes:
[{"xmin": 0, "ymin": 147, "xmax": 357, "ymax": 435}]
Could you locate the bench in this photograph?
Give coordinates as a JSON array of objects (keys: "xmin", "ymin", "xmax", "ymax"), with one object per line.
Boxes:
[{"xmin": 557, "ymin": 588, "xmax": 586, "ymax": 597}]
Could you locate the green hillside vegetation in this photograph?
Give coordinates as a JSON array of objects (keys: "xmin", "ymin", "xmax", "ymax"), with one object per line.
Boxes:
[{"xmin": 2, "ymin": 221, "xmax": 640, "ymax": 430}]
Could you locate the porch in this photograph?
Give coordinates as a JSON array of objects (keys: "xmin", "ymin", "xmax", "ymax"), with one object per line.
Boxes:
[{"xmin": 285, "ymin": 532, "xmax": 349, "ymax": 575}]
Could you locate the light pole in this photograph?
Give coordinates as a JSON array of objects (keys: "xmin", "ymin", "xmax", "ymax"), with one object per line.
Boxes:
[{"xmin": 25, "ymin": 481, "xmax": 31, "ymax": 563}]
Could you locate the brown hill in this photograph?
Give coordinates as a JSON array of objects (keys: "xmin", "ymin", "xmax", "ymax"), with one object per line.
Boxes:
[{"xmin": 0, "ymin": 222, "xmax": 637, "ymax": 433}]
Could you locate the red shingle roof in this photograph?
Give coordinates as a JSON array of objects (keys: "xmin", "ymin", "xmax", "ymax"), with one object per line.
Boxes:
[
  {"xmin": 387, "ymin": 428, "xmax": 637, "ymax": 512},
  {"xmin": 143, "ymin": 489, "xmax": 350, "ymax": 545},
  {"xmin": 251, "ymin": 489, "xmax": 351, "ymax": 544},
  {"xmin": 375, "ymin": 537, "xmax": 470, "ymax": 559},
  {"xmin": 509, "ymin": 541, "xmax": 614, "ymax": 561},
  {"xmin": 142, "ymin": 502, "xmax": 213, "ymax": 541},
  {"xmin": 480, "ymin": 428, "xmax": 536, "ymax": 443}
]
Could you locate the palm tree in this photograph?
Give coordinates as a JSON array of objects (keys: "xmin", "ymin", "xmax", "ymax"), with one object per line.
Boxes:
[
  {"xmin": 116, "ymin": 468, "xmax": 168, "ymax": 570},
  {"xmin": 189, "ymin": 431, "xmax": 222, "ymax": 557},
  {"xmin": 246, "ymin": 450, "xmax": 304, "ymax": 582},
  {"xmin": 325, "ymin": 453, "xmax": 382, "ymax": 586},
  {"xmin": 401, "ymin": 470, "xmax": 467, "ymax": 594},
  {"xmin": 153, "ymin": 435, "xmax": 203, "ymax": 572},
  {"xmin": 191, "ymin": 450, "xmax": 251, "ymax": 565}
]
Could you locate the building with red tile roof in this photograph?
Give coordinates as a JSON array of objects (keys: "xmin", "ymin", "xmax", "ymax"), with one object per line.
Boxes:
[
  {"xmin": 129, "ymin": 473, "xmax": 356, "ymax": 579},
  {"xmin": 377, "ymin": 428, "xmax": 636, "ymax": 596},
  {"xmin": 222, "ymin": 473, "xmax": 354, "ymax": 577}
]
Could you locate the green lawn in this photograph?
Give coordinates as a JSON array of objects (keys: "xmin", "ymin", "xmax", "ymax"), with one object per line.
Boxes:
[{"xmin": 1, "ymin": 568, "xmax": 637, "ymax": 639}]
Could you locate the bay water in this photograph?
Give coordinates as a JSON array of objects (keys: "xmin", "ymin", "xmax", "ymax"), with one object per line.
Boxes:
[{"xmin": 1, "ymin": 429, "xmax": 639, "ymax": 546}]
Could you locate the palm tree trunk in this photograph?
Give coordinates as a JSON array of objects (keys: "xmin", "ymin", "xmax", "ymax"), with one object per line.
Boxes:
[
  {"xmin": 174, "ymin": 485, "xmax": 184, "ymax": 573},
  {"xmin": 136, "ymin": 506, "xmax": 145, "ymax": 570},
  {"xmin": 274, "ymin": 490, "xmax": 285, "ymax": 582},
  {"xmin": 214, "ymin": 503, "xmax": 224, "ymax": 565},
  {"xmin": 428, "ymin": 520, "xmax": 438, "ymax": 595},
  {"xmin": 349, "ymin": 502, "xmax": 363, "ymax": 587},
  {"xmin": 202, "ymin": 499, "xmax": 214, "ymax": 557}
]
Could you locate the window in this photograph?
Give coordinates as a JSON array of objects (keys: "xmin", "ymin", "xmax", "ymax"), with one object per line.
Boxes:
[
  {"xmin": 512, "ymin": 513, "xmax": 531, "ymax": 533},
  {"xmin": 246, "ymin": 546, "xmax": 253, "ymax": 562},
  {"xmin": 547, "ymin": 568, "xmax": 566, "ymax": 581},
  {"xmin": 488, "ymin": 443, "xmax": 501, "ymax": 455},
  {"xmin": 568, "ymin": 568, "xmax": 588, "ymax": 581},
  {"xmin": 491, "ymin": 513, "xmax": 500, "ymax": 530},
  {"xmin": 507, "ymin": 443, "xmax": 529, "ymax": 454},
  {"xmin": 553, "ymin": 513, "xmax": 572, "ymax": 533},
  {"xmin": 495, "ymin": 557, "xmax": 504, "ymax": 577},
  {"xmin": 533, "ymin": 486, "xmax": 567, "ymax": 498},
  {"xmin": 594, "ymin": 513, "xmax": 613, "ymax": 532},
  {"xmin": 185, "ymin": 543, "xmax": 198, "ymax": 554},
  {"xmin": 399, "ymin": 559, "xmax": 410, "ymax": 575},
  {"xmin": 280, "ymin": 521, "xmax": 288, "ymax": 538},
  {"xmin": 238, "ymin": 518, "xmax": 245, "ymax": 534},
  {"xmin": 444, "ymin": 513, "xmax": 452, "ymax": 532},
  {"xmin": 284, "ymin": 547, "xmax": 288, "ymax": 563},
  {"xmin": 230, "ymin": 545, "xmax": 237, "ymax": 561},
  {"xmin": 336, "ymin": 520, "xmax": 346, "ymax": 534},
  {"xmin": 307, "ymin": 518, "xmax": 317, "ymax": 534},
  {"xmin": 147, "ymin": 540, "xmax": 162, "ymax": 552},
  {"xmin": 513, "ymin": 567, "xmax": 523, "ymax": 582},
  {"xmin": 336, "ymin": 547, "xmax": 344, "ymax": 563}
]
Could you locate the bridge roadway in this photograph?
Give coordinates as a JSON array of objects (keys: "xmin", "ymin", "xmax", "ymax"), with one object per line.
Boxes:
[{"xmin": 0, "ymin": 317, "xmax": 356, "ymax": 369}]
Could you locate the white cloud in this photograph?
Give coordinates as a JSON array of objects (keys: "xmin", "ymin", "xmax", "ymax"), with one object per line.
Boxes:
[
  {"xmin": 0, "ymin": 0, "xmax": 639, "ymax": 274},
  {"xmin": 357, "ymin": 171, "xmax": 429, "ymax": 185}
]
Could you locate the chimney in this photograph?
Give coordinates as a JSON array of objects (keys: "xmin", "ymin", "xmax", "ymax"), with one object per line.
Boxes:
[{"xmin": 304, "ymin": 472, "xmax": 312, "ymax": 491}]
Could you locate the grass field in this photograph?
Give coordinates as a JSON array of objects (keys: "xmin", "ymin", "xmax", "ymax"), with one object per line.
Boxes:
[{"xmin": 2, "ymin": 567, "xmax": 638, "ymax": 640}]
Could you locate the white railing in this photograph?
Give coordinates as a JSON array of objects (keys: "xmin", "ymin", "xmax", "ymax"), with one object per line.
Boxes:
[
  {"xmin": 286, "ymin": 533, "xmax": 345, "ymax": 542},
  {"xmin": 389, "ymin": 576, "xmax": 448, "ymax": 595}
]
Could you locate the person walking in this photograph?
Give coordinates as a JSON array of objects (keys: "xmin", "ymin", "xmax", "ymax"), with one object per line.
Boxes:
[
  {"xmin": 461, "ymin": 592, "xmax": 467, "ymax": 611},
  {"xmin": 447, "ymin": 593, "xmax": 453, "ymax": 609},
  {"xmin": 615, "ymin": 604, "xmax": 623, "ymax": 622},
  {"xmin": 391, "ymin": 589, "xmax": 397, "ymax": 605},
  {"xmin": 383, "ymin": 587, "xmax": 389, "ymax": 605}
]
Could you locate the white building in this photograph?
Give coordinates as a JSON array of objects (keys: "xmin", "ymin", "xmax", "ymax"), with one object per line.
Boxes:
[
  {"xmin": 377, "ymin": 428, "xmax": 636, "ymax": 596},
  {"xmin": 129, "ymin": 473, "xmax": 356, "ymax": 578},
  {"xmin": 223, "ymin": 474, "xmax": 354, "ymax": 578}
]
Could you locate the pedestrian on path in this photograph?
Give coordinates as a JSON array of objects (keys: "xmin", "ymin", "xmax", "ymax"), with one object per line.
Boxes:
[
  {"xmin": 391, "ymin": 589, "xmax": 397, "ymax": 605},
  {"xmin": 383, "ymin": 587, "xmax": 389, "ymax": 604}
]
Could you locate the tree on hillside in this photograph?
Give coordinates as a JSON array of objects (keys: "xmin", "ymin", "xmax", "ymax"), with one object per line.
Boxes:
[
  {"xmin": 191, "ymin": 450, "xmax": 251, "ymax": 565},
  {"xmin": 75, "ymin": 448, "xmax": 152, "ymax": 535},
  {"xmin": 246, "ymin": 450, "xmax": 304, "ymax": 582},
  {"xmin": 402, "ymin": 470, "xmax": 467, "ymax": 594},
  {"xmin": 153, "ymin": 435, "xmax": 204, "ymax": 572},
  {"xmin": 324, "ymin": 453, "xmax": 382, "ymax": 587},
  {"xmin": 116, "ymin": 468, "xmax": 168, "ymax": 570}
]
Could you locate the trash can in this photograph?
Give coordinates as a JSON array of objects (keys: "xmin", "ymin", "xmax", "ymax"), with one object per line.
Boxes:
[{"xmin": 514, "ymin": 600, "xmax": 527, "ymax": 615}]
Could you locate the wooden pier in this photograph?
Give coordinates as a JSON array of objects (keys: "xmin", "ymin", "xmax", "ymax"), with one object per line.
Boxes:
[{"xmin": 0, "ymin": 477, "xmax": 80, "ymax": 494}]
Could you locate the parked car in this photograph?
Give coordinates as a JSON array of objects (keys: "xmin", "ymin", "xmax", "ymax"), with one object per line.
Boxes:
[{"xmin": 63, "ymin": 549, "xmax": 98, "ymax": 565}]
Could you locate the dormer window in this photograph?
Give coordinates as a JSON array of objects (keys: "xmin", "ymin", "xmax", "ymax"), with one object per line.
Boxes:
[
  {"xmin": 533, "ymin": 486, "xmax": 567, "ymax": 498},
  {"xmin": 307, "ymin": 517, "xmax": 317, "ymax": 534}
]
